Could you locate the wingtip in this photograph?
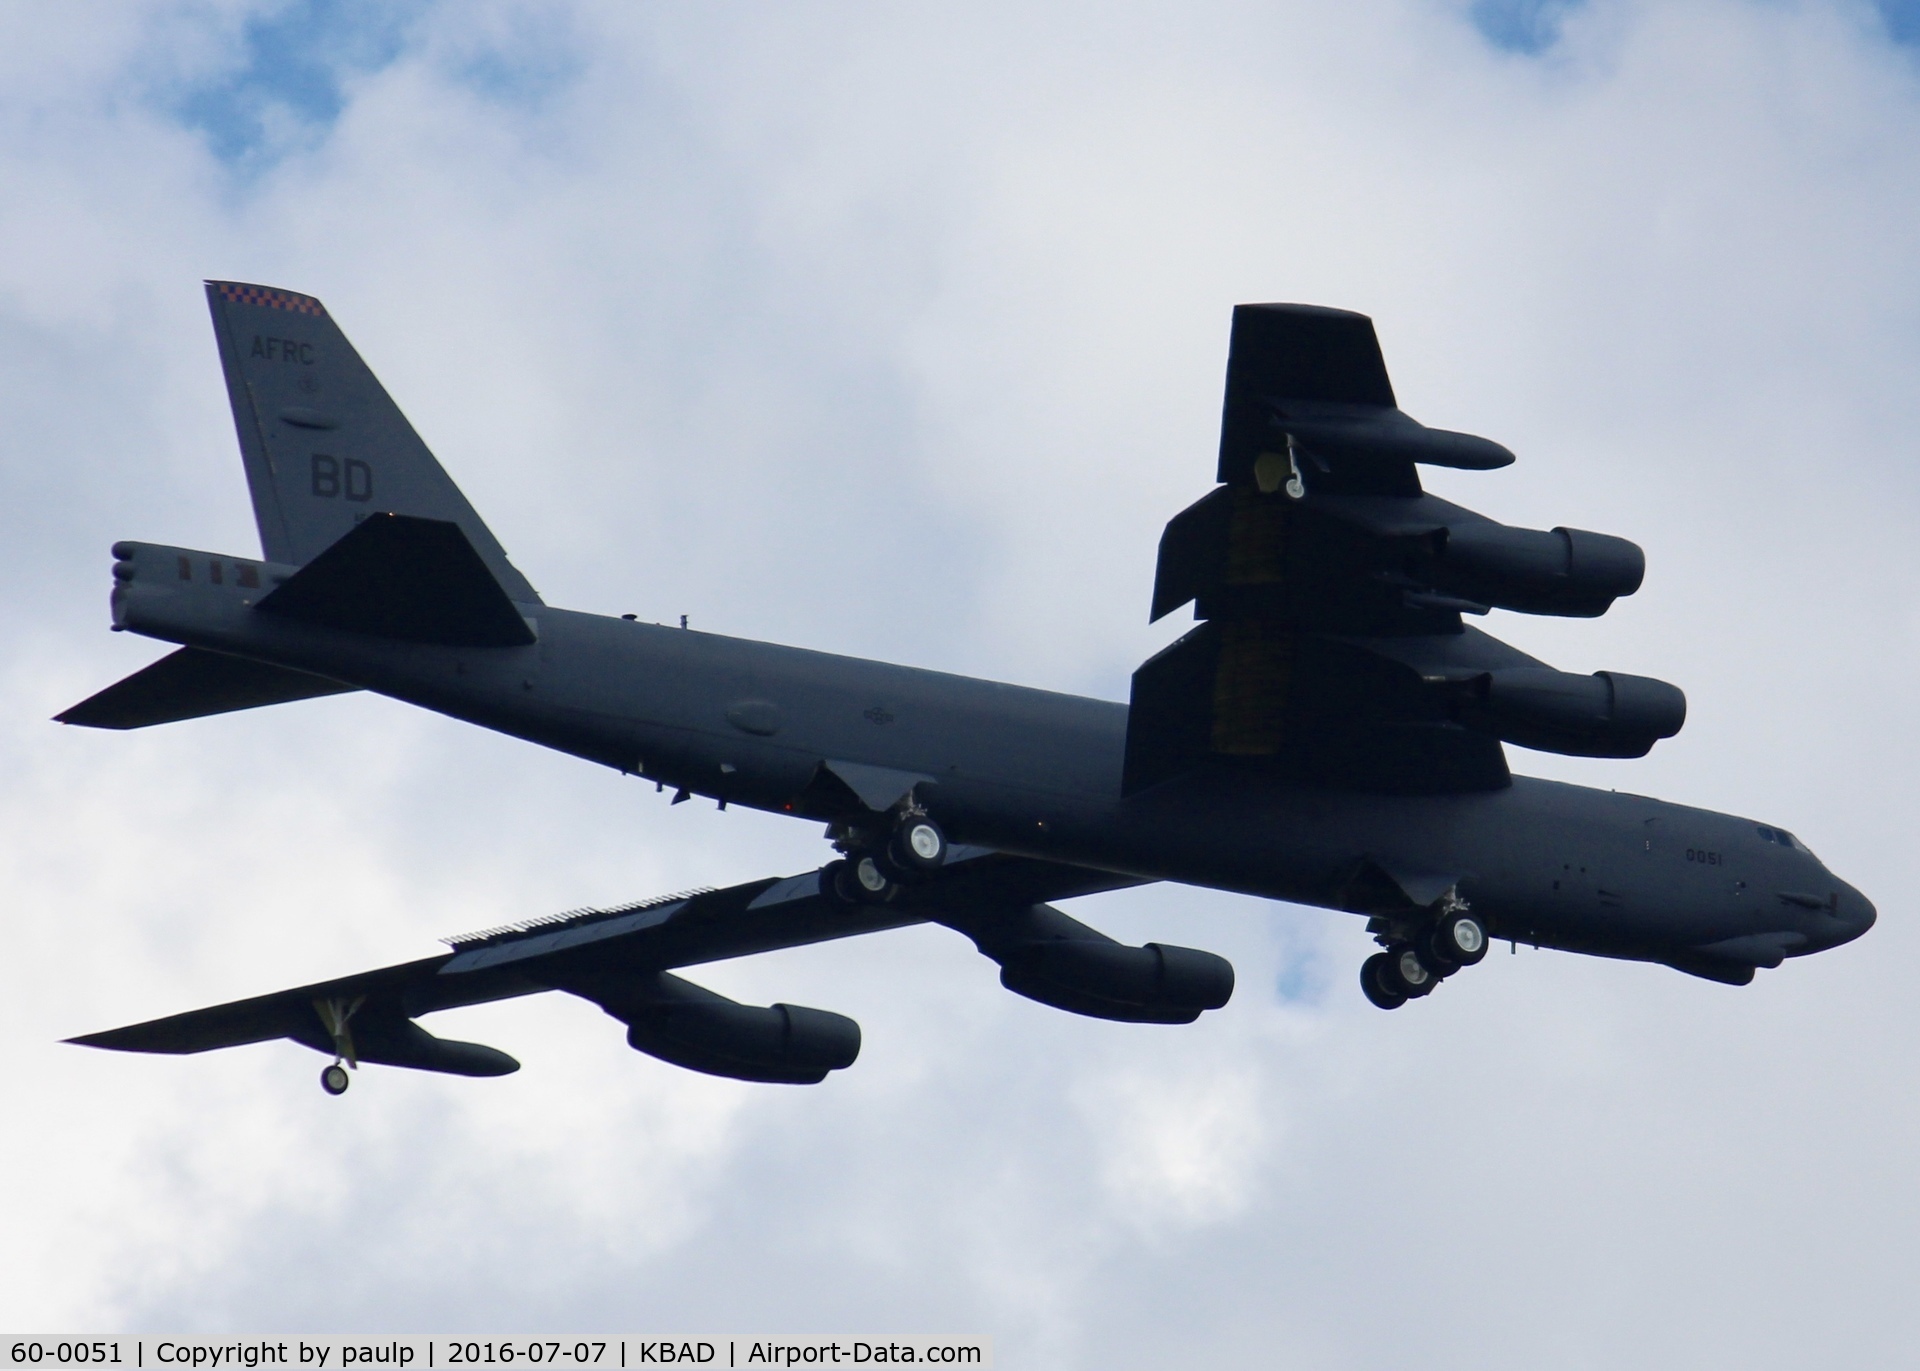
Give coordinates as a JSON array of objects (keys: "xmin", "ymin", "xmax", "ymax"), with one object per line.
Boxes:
[{"xmin": 52, "ymin": 706, "xmax": 127, "ymax": 729}]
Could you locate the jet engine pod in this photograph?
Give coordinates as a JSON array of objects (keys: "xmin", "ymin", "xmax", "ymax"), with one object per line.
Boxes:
[
  {"xmin": 1462, "ymin": 667, "xmax": 1686, "ymax": 758},
  {"xmin": 613, "ymin": 972, "xmax": 860, "ymax": 1085},
  {"xmin": 1425, "ymin": 523, "xmax": 1645, "ymax": 617},
  {"xmin": 998, "ymin": 939, "xmax": 1236, "ymax": 1024}
]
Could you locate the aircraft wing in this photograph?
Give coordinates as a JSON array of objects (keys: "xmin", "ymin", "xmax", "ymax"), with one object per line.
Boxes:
[
  {"xmin": 68, "ymin": 849, "xmax": 1206, "ymax": 1088},
  {"xmin": 1123, "ymin": 305, "xmax": 1680, "ymax": 796}
]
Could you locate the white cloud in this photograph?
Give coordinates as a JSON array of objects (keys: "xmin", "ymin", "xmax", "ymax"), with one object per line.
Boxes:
[{"xmin": 2, "ymin": 0, "xmax": 1918, "ymax": 1363}]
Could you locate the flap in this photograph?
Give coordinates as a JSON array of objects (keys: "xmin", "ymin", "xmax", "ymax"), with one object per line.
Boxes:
[{"xmin": 1122, "ymin": 623, "xmax": 1510, "ymax": 796}]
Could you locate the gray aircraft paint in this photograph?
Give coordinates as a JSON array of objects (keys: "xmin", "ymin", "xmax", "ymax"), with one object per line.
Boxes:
[
  {"xmin": 92, "ymin": 543, "xmax": 1868, "ymax": 962},
  {"xmin": 62, "ymin": 283, "xmax": 1876, "ymax": 1084}
]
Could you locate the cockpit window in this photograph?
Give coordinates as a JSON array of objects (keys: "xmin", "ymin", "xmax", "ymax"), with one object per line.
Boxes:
[{"xmin": 1757, "ymin": 825, "xmax": 1814, "ymax": 856}]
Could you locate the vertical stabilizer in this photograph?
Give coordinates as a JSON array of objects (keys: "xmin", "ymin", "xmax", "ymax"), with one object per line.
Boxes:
[{"xmin": 205, "ymin": 281, "xmax": 540, "ymax": 603}]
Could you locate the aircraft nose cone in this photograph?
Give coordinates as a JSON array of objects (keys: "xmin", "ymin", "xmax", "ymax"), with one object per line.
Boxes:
[{"xmin": 1829, "ymin": 882, "xmax": 1876, "ymax": 948}]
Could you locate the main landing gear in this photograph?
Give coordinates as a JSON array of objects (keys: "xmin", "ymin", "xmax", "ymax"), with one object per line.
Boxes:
[
  {"xmin": 1359, "ymin": 891, "xmax": 1489, "ymax": 1010},
  {"xmin": 320, "ymin": 1062, "xmax": 352, "ymax": 1095},
  {"xmin": 825, "ymin": 805, "xmax": 948, "ymax": 906}
]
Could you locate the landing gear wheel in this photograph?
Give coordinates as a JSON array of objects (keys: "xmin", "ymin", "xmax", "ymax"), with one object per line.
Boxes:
[
  {"xmin": 825, "ymin": 858, "xmax": 890, "ymax": 906},
  {"xmin": 853, "ymin": 854, "xmax": 897, "ymax": 901},
  {"xmin": 1389, "ymin": 945, "xmax": 1437, "ymax": 998},
  {"xmin": 1433, "ymin": 911, "xmax": 1488, "ymax": 966},
  {"xmin": 320, "ymin": 1063, "xmax": 351, "ymax": 1096},
  {"xmin": 1414, "ymin": 939, "xmax": 1460, "ymax": 979},
  {"xmin": 833, "ymin": 853, "xmax": 898, "ymax": 904},
  {"xmin": 1360, "ymin": 953, "xmax": 1408, "ymax": 1010},
  {"xmin": 887, "ymin": 817, "xmax": 947, "ymax": 878}
]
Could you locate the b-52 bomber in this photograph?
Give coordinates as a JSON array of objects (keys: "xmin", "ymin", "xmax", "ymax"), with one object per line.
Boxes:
[{"xmin": 64, "ymin": 283, "xmax": 1875, "ymax": 1094}]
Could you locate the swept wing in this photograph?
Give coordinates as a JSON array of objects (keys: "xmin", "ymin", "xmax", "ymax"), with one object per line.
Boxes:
[{"xmin": 70, "ymin": 850, "xmax": 1234, "ymax": 1089}]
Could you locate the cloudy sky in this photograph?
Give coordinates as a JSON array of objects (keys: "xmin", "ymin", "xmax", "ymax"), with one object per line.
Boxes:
[{"xmin": 4, "ymin": 0, "xmax": 1920, "ymax": 1362}]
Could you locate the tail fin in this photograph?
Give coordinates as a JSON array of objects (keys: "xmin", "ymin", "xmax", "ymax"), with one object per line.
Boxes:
[{"xmin": 204, "ymin": 281, "xmax": 540, "ymax": 604}]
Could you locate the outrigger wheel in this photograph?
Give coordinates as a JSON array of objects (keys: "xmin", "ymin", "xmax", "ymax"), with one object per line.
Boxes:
[{"xmin": 320, "ymin": 1062, "xmax": 351, "ymax": 1095}]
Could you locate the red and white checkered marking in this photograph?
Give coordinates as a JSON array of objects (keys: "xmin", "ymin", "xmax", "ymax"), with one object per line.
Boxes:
[{"xmin": 210, "ymin": 281, "xmax": 327, "ymax": 317}]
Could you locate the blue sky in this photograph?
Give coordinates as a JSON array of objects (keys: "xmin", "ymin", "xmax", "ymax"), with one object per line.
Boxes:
[
  {"xmin": 165, "ymin": 0, "xmax": 577, "ymax": 169},
  {"xmin": 168, "ymin": 0, "xmax": 425, "ymax": 165},
  {"xmin": 161, "ymin": 0, "xmax": 1920, "ymax": 165},
  {"xmin": 1474, "ymin": 0, "xmax": 1920, "ymax": 53}
]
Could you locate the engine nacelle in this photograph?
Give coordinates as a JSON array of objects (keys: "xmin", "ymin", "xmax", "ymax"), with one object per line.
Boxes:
[
  {"xmin": 607, "ymin": 972, "xmax": 860, "ymax": 1084},
  {"xmin": 998, "ymin": 939, "xmax": 1236, "ymax": 1024},
  {"xmin": 1425, "ymin": 523, "xmax": 1645, "ymax": 617},
  {"xmin": 1461, "ymin": 667, "xmax": 1686, "ymax": 758}
]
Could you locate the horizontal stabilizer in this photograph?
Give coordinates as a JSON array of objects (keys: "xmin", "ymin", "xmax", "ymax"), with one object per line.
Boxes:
[
  {"xmin": 257, "ymin": 512, "xmax": 535, "ymax": 647},
  {"xmin": 55, "ymin": 647, "xmax": 356, "ymax": 730}
]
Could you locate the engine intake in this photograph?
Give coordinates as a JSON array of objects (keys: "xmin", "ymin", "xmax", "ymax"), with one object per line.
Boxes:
[
  {"xmin": 1425, "ymin": 524, "xmax": 1644, "ymax": 618},
  {"xmin": 1460, "ymin": 667, "xmax": 1686, "ymax": 758}
]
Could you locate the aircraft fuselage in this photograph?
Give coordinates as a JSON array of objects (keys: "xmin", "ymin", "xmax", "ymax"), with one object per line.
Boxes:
[{"xmin": 107, "ymin": 538, "xmax": 1875, "ymax": 979}]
